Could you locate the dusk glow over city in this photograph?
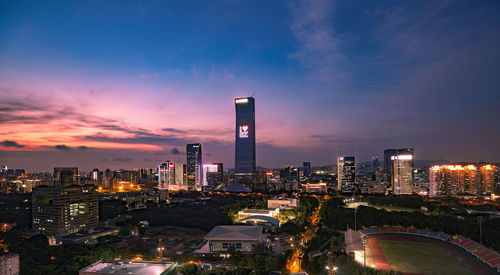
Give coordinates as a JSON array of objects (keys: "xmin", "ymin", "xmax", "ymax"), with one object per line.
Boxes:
[
  {"xmin": 1, "ymin": 2, "xmax": 500, "ymax": 275},
  {"xmin": 2, "ymin": 1, "xmax": 500, "ymax": 171}
]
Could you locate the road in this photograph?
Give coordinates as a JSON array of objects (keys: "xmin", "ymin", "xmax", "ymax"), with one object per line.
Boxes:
[{"xmin": 286, "ymin": 195, "xmax": 325, "ymax": 273}]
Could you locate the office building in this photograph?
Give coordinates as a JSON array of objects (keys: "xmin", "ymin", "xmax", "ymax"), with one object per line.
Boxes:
[
  {"xmin": 202, "ymin": 163, "xmax": 224, "ymax": 189},
  {"xmin": 391, "ymin": 149, "xmax": 414, "ymax": 194},
  {"xmin": 235, "ymin": 97, "xmax": 256, "ymax": 185},
  {"xmin": 158, "ymin": 161, "xmax": 175, "ymax": 190},
  {"xmin": 173, "ymin": 163, "xmax": 187, "ymax": 190},
  {"xmin": 383, "ymin": 149, "xmax": 397, "ymax": 172},
  {"xmin": 53, "ymin": 167, "xmax": 79, "ymax": 187},
  {"xmin": 303, "ymin": 162, "xmax": 311, "ymax": 178},
  {"xmin": 0, "ymin": 253, "xmax": 19, "ymax": 275},
  {"xmin": 32, "ymin": 185, "xmax": 98, "ymax": 235},
  {"xmin": 186, "ymin": 143, "xmax": 202, "ymax": 190},
  {"xmin": 280, "ymin": 166, "xmax": 298, "ymax": 182},
  {"xmin": 337, "ymin": 156, "xmax": 356, "ymax": 192}
]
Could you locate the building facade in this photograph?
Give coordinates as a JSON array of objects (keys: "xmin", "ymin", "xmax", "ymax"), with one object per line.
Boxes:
[
  {"xmin": 337, "ymin": 156, "xmax": 356, "ymax": 192},
  {"xmin": 173, "ymin": 163, "xmax": 187, "ymax": 190},
  {"xmin": 303, "ymin": 162, "xmax": 311, "ymax": 179},
  {"xmin": 53, "ymin": 167, "xmax": 79, "ymax": 187},
  {"xmin": 430, "ymin": 164, "xmax": 478, "ymax": 196},
  {"xmin": 235, "ymin": 97, "xmax": 256, "ymax": 186},
  {"xmin": 204, "ymin": 225, "xmax": 264, "ymax": 253},
  {"xmin": 32, "ymin": 185, "xmax": 98, "ymax": 235},
  {"xmin": 0, "ymin": 254, "xmax": 19, "ymax": 275},
  {"xmin": 186, "ymin": 143, "xmax": 202, "ymax": 190},
  {"xmin": 202, "ymin": 163, "xmax": 224, "ymax": 189},
  {"xmin": 479, "ymin": 164, "xmax": 499, "ymax": 194},
  {"xmin": 391, "ymin": 149, "xmax": 414, "ymax": 194},
  {"xmin": 158, "ymin": 161, "xmax": 175, "ymax": 190}
]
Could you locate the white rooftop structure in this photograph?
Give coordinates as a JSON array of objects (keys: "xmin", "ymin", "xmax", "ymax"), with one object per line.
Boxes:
[
  {"xmin": 79, "ymin": 261, "xmax": 176, "ymax": 275},
  {"xmin": 205, "ymin": 225, "xmax": 263, "ymax": 241}
]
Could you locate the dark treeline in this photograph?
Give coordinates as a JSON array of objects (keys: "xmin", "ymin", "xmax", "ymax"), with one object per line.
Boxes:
[
  {"xmin": 364, "ymin": 195, "xmax": 499, "ymax": 212},
  {"xmin": 2, "ymin": 233, "xmax": 142, "ymax": 275},
  {"xmin": 321, "ymin": 197, "xmax": 500, "ymax": 252}
]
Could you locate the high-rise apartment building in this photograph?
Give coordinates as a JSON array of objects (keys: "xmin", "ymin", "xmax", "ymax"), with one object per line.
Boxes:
[
  {"xmin": 430, "ymin": 164, "xmax": 478, "ymax": 196},
  {"xmin": 102, "ymin": 169, "xmax": 113, "ymax": 189},
  {"xmin": 479, "ymin": 164, "xmax": 499, "ymax": 194},
  {"xmin": 391, "ymin": 149, "xmax": 414, "ymax": 194},
  {"xmin": 32, "ymin": 184, "xmax": 98, "ymax": 235},
  {"xmin": 337, "ymin": 156, "xmax": 356, "ymax": 192},
  {"xmin": 186, "ymin": 143, "xmax": 202, "ymax": 190},
  {"xmin": 90, "ymin": 168, "xmax": 102, "ymax": 187},
  {"xmin": 235, "ymin": 97, "xmax": 256, "ymax": 185},
  {"xmin": 53, "ymin": 167, "xmax": 79, "ymax": 187}
]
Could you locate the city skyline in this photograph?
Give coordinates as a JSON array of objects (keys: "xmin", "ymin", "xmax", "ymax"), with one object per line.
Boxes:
[{"xmin": 2, "ymin": 1, "xmax": 500, "ymax": 171}]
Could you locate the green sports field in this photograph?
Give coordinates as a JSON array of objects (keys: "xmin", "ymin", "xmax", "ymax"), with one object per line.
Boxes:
[{"xmin": 378, "ymin": 239, "xmax": 476, "ymax": 275}]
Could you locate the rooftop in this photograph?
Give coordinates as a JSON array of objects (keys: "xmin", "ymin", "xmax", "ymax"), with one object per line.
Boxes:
[
  {"xmin": 240, "ymin": 209, "xmax": 273, "ymax": 214},
  {"xmin": 79, "ymin": 261, "xmax": 176, "ymax": 275},
  {"xmin": 344, "ymin": 229, "xmax": 364, "ymax": 251},
  {"xmin": 205, "ymin": 225, "xmax": 263, "ymax": 241}
]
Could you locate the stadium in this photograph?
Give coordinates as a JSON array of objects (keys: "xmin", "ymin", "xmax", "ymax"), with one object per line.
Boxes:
[{"xmin": 344, "ymin": 227, "xmax": 500, "ymax": 275}]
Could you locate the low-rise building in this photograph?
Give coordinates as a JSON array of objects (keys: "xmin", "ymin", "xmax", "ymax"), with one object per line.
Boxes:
[
  {"xmin": 303, "ymin": 182, "xmax": 328, "ymax": 193},
  {"xmin": 267, "ymin": 198, "xmax": 298, "ymax": 209},
  {"xmin": 237, "ymin": 208, "xmax": 279, "ymax": 219},
  {"xmin": 79, "ymin": 261, "xmax": 177, "ymax": 275},
  {"xmin": 344, "ymin": 229, "xmax": 365, "ymax": 265},
  {"xmin": 201, "ymin": 225, "xmax": 265, "ymax": 253}
]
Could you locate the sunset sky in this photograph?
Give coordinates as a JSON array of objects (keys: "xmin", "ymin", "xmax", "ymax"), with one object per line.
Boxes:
[{"xmin": 1, "ymin": 0, "xmax": 500, "ymax": 171}]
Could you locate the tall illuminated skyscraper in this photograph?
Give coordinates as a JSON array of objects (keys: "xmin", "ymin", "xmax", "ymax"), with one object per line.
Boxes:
[
  {"xmin": 235, "ymin": 97, "xmax": 256, "ymax": 185},
  {"xmin": 186, "ymin": 143, "xmax": 202, "ymax": 190},
  {"xmin": 391, "ymin": 148, "xmax": 414, "ymax": 194},
  {"xmin": 337, "ymin": 156, "xmax": 356, "ymax": 192}
]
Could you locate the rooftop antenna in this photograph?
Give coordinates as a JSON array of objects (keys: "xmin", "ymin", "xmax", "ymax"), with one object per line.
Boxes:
[{"xmin": 251, "ymin": 92, "xmax": 256, "ymax": 97}]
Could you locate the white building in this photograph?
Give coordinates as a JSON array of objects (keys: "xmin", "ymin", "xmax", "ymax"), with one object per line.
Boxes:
[{"xmin": 267, "ymin": 197, "xmax": 298, "ymax": 209}]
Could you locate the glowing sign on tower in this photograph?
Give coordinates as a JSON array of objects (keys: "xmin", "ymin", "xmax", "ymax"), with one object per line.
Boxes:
[{"xmin": 239, "ymin": 125, "xmax": 249, "ymax": 138}]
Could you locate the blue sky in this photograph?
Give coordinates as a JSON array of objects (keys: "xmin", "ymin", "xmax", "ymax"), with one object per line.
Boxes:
[{"xmin": 1, "ymin": 0, "xmax": 500, "ymax": 171}]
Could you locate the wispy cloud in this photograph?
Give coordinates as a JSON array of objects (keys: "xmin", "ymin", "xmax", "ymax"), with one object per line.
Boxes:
[
  {"xmin": 1, "ymin": 140, "xmax": 25, "ymax": 148},
  {"xmin": 288, "ymin": 0, "xmax": 345, "ymax": 79},
  {"xmin": 209, "ymin": 64, "xmax": 235, "ymax": 82},
  {"xmin": 113, "ymin": 157, "xmax": 133, "ymax": 162},
  {"xmin": 55, "ymin": 144, "xmax": 71, "ymax": 151}
]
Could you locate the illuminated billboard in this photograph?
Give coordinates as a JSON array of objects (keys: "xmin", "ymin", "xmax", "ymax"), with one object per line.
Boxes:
[{"xmin": 239, "ymin": 125, "xmax": 249, "ymax": 138}]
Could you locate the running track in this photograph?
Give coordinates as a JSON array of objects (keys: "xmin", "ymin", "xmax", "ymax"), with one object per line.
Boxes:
[{"xmin": 366, "ymin": 234, "xmax": 494, "ymax": 275}]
